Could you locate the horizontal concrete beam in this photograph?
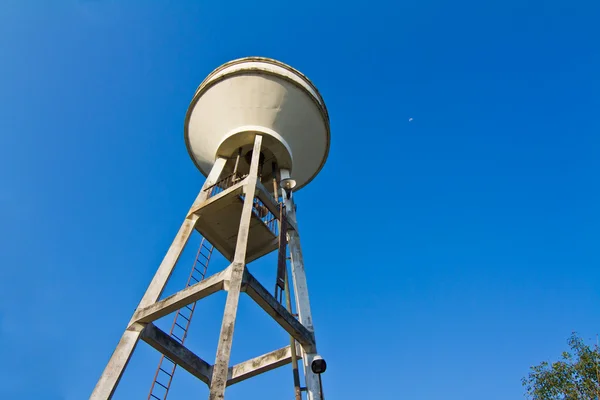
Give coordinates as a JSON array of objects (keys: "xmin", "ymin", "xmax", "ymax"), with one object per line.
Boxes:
[
  {"xmin": 227, "ymin": 344, "xmax": 300, "ymax": 386},
  {"xmin": 243, "ymin": 271, "xmax": 316, "ymax": 352},
  {"xmin": 132, "ymin": 268, "xmax": 230, "ymax": 324},
  {"xmin": 140, "ymin": 323, "xmax": 213, "ymax": 386}
]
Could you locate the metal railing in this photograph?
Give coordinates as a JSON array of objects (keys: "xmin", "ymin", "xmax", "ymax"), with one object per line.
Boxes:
[
  {"xmin": 253, "ymin": 196, "xmax": 279, "ymax": 235},
  {"xmin": 236, "ymin": 193, "xmax": 279, "ymax": 236},
  {"xmin": 205, "ymin": 172, "xmax": 247, "ymax": 198}
]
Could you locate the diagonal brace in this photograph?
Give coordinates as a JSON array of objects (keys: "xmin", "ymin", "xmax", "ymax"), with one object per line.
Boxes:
[
  {"xmin": 132, "ymin": 267, "xmax": 230, "ymax": 324},
  {"xmin": 141, "ymin": 323, "xmax": 213, "ymax": 386},
  {"xmin": 243, "ymin": 271, "xmax": 316, "ymax": 352}
]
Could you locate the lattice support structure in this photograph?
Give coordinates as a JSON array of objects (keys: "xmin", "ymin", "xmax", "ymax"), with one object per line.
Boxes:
[{"xmin": 91, "ymin": 135, "xmax": 323, "ymax": 400}]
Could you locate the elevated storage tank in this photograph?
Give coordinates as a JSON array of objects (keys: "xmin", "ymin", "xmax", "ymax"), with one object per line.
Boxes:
[
  {"xmin": 185, "ymin": 57, "xmax": 330, "ymax": 190},
  {"xmin": 92, "ymin": 56, "xmax": 330, "ymax": 400}
]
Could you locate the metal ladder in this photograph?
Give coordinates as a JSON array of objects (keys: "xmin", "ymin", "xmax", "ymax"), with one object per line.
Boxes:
[{"xmin": 147, "ymin": 237, "xmax": 214, "ymax": 400}]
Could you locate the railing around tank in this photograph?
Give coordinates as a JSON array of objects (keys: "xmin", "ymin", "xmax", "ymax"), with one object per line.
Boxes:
[{"xmin": 205, "ymin": 172, "xmax": 247, "ymax": 198}]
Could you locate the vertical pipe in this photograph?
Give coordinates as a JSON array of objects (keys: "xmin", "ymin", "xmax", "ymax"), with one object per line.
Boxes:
[
  {"xmin": 280, "ymin": 168, "xmax": 322, "ymax": 400},
  {"xmin": 272, "ymin": 162, "xmax": 301, "ymax": 399},
  {"xmin": 258, "ymin": 152, "xmax": 264, "ymax": 179},
  {"xmin": 285, "ymin": 265, "xmax": 302, "ymax": 400},
  {"xmin": 318, "ymin": 375, "xmax": 325, "ymax": 400},
  {"xmin": 271, "ymin": 162, "xmax": 279, "ymax": 200}
]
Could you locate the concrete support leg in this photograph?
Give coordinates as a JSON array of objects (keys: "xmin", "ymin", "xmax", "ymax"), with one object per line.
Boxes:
[
  {"xmin": 209, "ymin": 135, "xmax": 263, "ymax": 400},
  {"xmin": 91, "ymin": 158, "xmax": 227, "ymax": 400},
  {"xmin": 280, "ymin": 169, "xmax": 323, "ymax": 400}
]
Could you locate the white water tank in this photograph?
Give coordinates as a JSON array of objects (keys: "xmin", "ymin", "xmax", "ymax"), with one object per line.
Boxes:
[{"xmin": 184, "ymin": 57, "xmax": 330, "ymax": 190}]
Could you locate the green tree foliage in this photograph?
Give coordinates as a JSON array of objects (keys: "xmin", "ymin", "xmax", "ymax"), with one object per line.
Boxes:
[{"xmin": 522, "ymin": 333, "xmax": 600, "ymax": 399}]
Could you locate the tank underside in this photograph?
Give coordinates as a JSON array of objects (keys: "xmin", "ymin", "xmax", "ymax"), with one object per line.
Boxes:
[{"xmin": 185, "ymin": 57, "xmax": 330, "ymax": 190}]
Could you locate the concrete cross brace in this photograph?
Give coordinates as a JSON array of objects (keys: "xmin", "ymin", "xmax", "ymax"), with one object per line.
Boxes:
[
  {"xmin": 142, "ymin": 322, "xmax": 302, "ymax": 388},
  {"xmin": 132, "ymin": 268, "xmax": 230, "ymax": 324},
  {"xmin": 243, "ymin": 270, "xmax": 316, "ymax": 352},
  {"xmin": 141, "ymin": 323, "xmax": 213, "ymax": 386},
  {"xmin": 226, "ymin": 344, "xmax": 301, "ymax": 386}
]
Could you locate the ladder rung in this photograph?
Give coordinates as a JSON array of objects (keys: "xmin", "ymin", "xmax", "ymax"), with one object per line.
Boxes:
[
  {"xmin": 196, "ymin": 262, "xmax": 207, "ymax": 270},
  {"xmin": 183, "ymin": 305, "xmax": 195, "ymax": 315},
  {"xmin": 172, "ymin": 333, "xmax": 183, "ymax": 342},
  {"xmin": 175, "ymin": 322, "xmax": 186, "ymax": 331},
  {"xmin": 178, "ymin": 313, "xmax": 190, "ymax": 322},
  {"xmin": 159, "ymin": 367, "xmax": 173, "ymax": 376},
  {"xmin": 155, "ymin": 380, "xmax": 169, "ymax": 390},
  {"xmin": 164, "ymin": 356, "xmax": 175, "ymax": 365},
  {"xmin": 150, "ymin": 394, "xmax": 161, "ymax": 399},
  {"xmin": 190, "ymin": 276, "xmax": 200, "ymax": 282},
  {"xmin": 201, "ymin": 247, "xmax": 212, "ymax": 255},
  {"xmin": 185, "ymin": 305, "xmax": 194, "ymax": 312}
]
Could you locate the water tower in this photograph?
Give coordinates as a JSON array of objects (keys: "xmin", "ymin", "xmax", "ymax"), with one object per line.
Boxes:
[{"xmin": 91, "ymin": 57, "xmax": 330, "ymax": 400}]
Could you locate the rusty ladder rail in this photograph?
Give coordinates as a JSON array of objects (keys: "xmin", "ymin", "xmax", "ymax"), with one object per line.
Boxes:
[{"xmin": 147, "ymin": 237, "xmax": 214, "ymax": 400}]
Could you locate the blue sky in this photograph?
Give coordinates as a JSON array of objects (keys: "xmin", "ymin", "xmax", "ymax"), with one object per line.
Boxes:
[{"xmin": 1, "ymin": 1, "xmax": 599, "ymax": 399}]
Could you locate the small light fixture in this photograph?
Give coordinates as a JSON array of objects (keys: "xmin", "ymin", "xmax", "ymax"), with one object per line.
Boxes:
[
  {"xmin": 279, "ymin": 178, "xmax": 297, "ymax": 199},
  {"xmin": 311, "ymin": 355, "xmax": 327, "ymax": 374}
]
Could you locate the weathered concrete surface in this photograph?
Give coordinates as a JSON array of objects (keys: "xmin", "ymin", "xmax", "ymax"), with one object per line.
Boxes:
[
  {"xmin": 141, "ymin": 323, "xmax": 212, "ymax": 386},
  {"xmin": 279, "ymin": 168, "xmax": 322, "ymax": 400},
  {"xmin": 93, "ymin": 134, "xmax": 326, "ymax": 400},
  {"xmin": 226, "ymin": 344, "xmax": 300, "ymax": 386},
  {"xmin": 188, "ymin": 178, "xmax": 246, "ymax": 217},
  {"xmin": 209, "ymin": 135, "xmax": 263, "ymax": 400},
  {"xmin": 243, "ymin": 270, "xmax": 315, "ymax": 352},
  {"xmin": 132, "ymin": 267, "xmax": 230, "ymax": 324},
  {"xmin": 90, "ymin": 158, "xmax": 226, "ymax": 400}
]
